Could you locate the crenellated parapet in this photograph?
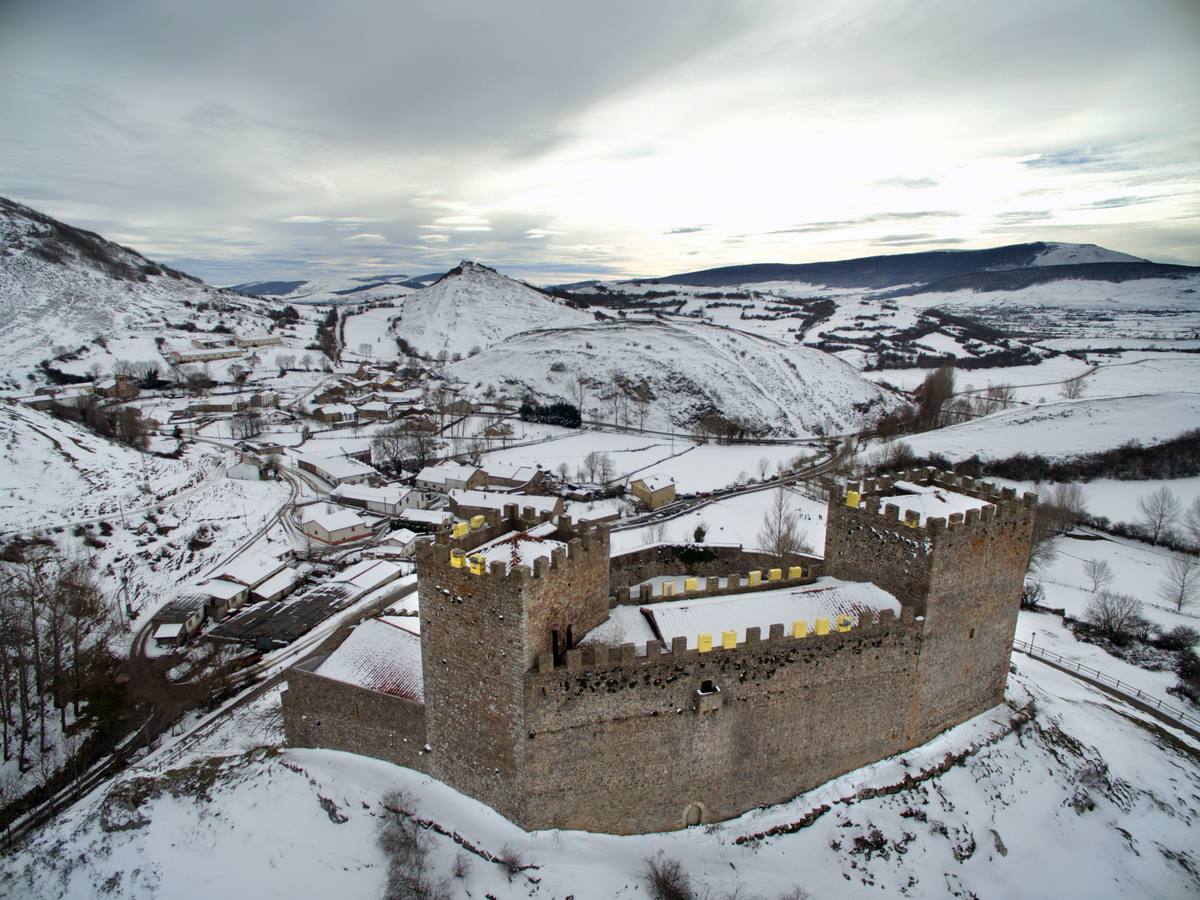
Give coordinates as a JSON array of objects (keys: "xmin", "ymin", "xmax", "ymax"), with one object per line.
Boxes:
[
  {"xmin": 531, "ymin": 606, "xmax": 921, "ymax": 676},
  {"xmin": 832, "ymin": 468, "xmax": 1038, "ymax": 555},
  {"xmin": 417, "ymin": 509, "xmax": 610, "ymax": 589}
]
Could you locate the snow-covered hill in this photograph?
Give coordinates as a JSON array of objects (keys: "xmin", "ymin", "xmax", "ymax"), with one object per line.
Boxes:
[
  {"xmin": 446, "ymin": 318, "xmax": 902, "ymax": 437},
  {"xmin": 0, "ymin": 402, "xmax": 221, "ymax": 534},
  {"xmin": 395, "ymin": 261, "xmax": 594, "ymax": 357},
  {"xmin": 231, "ymin": 272, "xmax": 424, "ymax": 305},
  {"xmin": 1030, "ymin": 242, "xmax": 1144, "ymax": 267},
  {"xmin": 0, "ymin": 197, "xmax": 288, "ymax": 388},
  {"xmin": 643, "ymin": 241, "xmax": 1159, "ymax": 290},
  {"xmin": 892, "ymin": 392, "xmax": 1200, "ymax": 462}
]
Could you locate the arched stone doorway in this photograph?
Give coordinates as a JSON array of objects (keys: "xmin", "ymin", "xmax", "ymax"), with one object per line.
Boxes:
[{"xmin": 683, "ymin": 802, "xmax": 705, "ymax": 827}]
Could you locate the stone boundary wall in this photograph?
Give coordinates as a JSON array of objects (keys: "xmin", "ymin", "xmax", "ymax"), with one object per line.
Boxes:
[
  {"xmin": 282, "ymin": 661, "xmax": 428, "ymax": 773},
  {"xmin": 608, "ymin": 543, "xmax": 820, "ymax": 600},
  {"xmin": 520, "ymin": 609, "xmax": 924, "ymax": 833}
]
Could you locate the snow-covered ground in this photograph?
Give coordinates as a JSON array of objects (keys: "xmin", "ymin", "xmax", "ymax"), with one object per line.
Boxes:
[
  {"xmin": 3, "ymin": 653, "xmax": 1195, "ymax": 900},
  {"xmin": 890, "ymin": 392, "xmax": 1200, "ymax": 462}
]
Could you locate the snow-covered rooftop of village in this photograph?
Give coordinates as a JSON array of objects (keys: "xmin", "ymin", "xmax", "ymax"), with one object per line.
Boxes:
[
  {"xmin": 252, "ymin": 566, "xmax": 301, "ymax": 598},
  {"xmin": 302, "ymin": 506, "xmax": 368, "ymax": 533},
  {"xmin": 583, "ymin": 577, "xmax": 902, "ymax": 650},
  {"xmin": 416, "ymin": 461, "xmax": 480, "ymax": 484},
  {"xmin": 483, "ymin": 460, "xmax": 537, "ymax": 482},
  {"xmin": 332, "ymin": 558, "xmax": 402, "ymax": 593},
  {"xmin": 331, "ymin": 482, "xmax": 410, "ymax": 505},
  {"xmin": 874, "ymin": 480, "xmax": 994, "ymax": 525},
  {"xmin": 198, "ymin": 578, "xmax": 247, "ymax": 601},
  {"xmin": 395, "ymin": 508, "xmax": 453, "ymax": 526},
  {"xmin": 633, "ymin": 473, "xmax": 675, "ymax": 492},
  {"xmin": 450, "ymin": 488, "xmax": 559, "ymax": 514},
  {"xmin": 216, "ymin": 551, "xmax": 285, "ymax": 588},
  {"xmin": 297, "ymin": 453, "xmax": 375, "ymax": 480},
  {"xmin": 314, "ymin": 617, "xmax": 423, "ymax": 702}
]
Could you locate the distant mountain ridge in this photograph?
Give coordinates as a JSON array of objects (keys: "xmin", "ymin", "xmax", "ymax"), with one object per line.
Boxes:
[{"xmin": 639, "ymin": 242, "xmax": 1188, "ymax": 289}]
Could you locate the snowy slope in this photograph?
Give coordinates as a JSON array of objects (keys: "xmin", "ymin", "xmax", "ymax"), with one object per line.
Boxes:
[
  {"xmin": 395, "ymin": 261, "xmax": 594, "ymax": 357},
  {"xmin": 0, "ymin": 402, "xmax": 221, "ymax": 534},
  {"xmin": 231, "ymin": 273, "xmax": 418, "ymax": 305},
  {"xmin": 2, "ymin": 659, "xmax": 1195, "ymax": 900},
  {"xmin": 893, "ymin": 392, "xmax": 1200, "ymax": 461},
  {"xmin": 447, "ymin": 318, "xmax": 903, "ymax": 437},
  {"xmin": 0, "ymin": 197, "xmax": 286, "ymax": 388},
  {"xmin": 1030, "ymin": 242, "xmax": 1144, "ymax": 266}
]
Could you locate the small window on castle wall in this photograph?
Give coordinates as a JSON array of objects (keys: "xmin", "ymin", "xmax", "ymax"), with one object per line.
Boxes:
[
  {"xmin": 699, "ymin": 679, "xmax": 716, "ymax": 695},
  {"xmin": 968, "ymin": 627, "xmax": 976, "ymax": 640}
]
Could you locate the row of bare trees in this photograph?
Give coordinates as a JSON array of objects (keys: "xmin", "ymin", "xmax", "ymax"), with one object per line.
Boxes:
[{"xmin": 0, "ymin": 549, "xmax": 117, "ymax": 774}]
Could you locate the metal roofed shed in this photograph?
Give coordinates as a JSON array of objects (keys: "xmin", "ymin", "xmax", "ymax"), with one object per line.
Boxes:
[
  {"xmin": 216, "ymin": 551, "xmax": 287, "ymax": 589},
  {"xmin": 332, "ymin": 559, "xmax": 404, "ymax": 594},
  {"xmin": 314, "ymin": 618, "xmax": 423, "ymax": 702},
  {"xmin": 639, "ymin": 578, "xmax": 902, "ymax": 649},
  {"xmin": 251, "ymin": 566, "xmax": 303, "ymax": 603}
]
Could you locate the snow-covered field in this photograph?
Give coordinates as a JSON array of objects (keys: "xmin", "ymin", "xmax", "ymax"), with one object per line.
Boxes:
[{"xmin": 890, "ymin": 392, "xmax": 1200, "ymax": 462}]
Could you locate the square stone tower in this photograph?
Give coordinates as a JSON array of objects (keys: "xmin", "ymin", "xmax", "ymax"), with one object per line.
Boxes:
[
  {"xmin": 824, "ymin": 469, "xmax": 1037, "ymax": 743},
  {"xmin": 415, "ymin": 508, "xmax": 610, "ymax": 822}
]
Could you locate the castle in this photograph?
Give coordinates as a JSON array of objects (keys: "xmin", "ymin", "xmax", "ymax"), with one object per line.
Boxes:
[{"xmin": 282, "ymin": 469, "xmax": 1037, "ymax": 834}]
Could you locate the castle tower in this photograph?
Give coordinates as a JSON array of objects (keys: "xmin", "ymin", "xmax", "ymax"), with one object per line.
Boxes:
[
  {"xmin": 824, "ymin": 469, "xmax": 1037, "ymax": 743},
  {"xmin": 415, "ymin": 508, "xmax": 610, "ymax": 822}
]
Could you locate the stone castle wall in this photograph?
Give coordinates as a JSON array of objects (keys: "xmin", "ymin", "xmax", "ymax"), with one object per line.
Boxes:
[
  {"xmin": 283, "ymin": 469, "xmax": 1037, "ymax": 835},
  {"xmin": 520, "ymin": 612, "xmax": 923, "ymax": 833},
  {"xmin": 282, "ymin": 660, "xmax": 428, "ymax": 772}
]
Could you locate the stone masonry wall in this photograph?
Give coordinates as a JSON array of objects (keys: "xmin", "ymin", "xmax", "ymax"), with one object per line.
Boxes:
[
  {"xmin": 520, "ymin": 613, "xmax": 923, "ymax": 834},
  {"xmin": 282, "ymin": 664, "xmax": 428, "ymax": 772}
]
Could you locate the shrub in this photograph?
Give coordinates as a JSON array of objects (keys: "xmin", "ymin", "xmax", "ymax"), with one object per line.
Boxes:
[
  {"xmin": 496, "ymin": 844, "xmax": 526, "ymax": 882},
  {"xmin": 643, "ymin": 853, "xmax": 694, "ymax": 900}
]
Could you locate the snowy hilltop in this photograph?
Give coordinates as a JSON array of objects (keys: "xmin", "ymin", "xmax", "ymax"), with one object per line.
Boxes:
[
  {"xmin": 0, "ymin": 197, "xmax": 286, "ymax": 390},
  {"xmin": 392, "ymin": 261, "xmax": 595, "ymax": 358}
]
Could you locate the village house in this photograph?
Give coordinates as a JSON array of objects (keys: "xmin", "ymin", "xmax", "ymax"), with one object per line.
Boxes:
[
  {"xmin": 235, "ymin": 333, "xmax": 283, "ymax": 348},
  {"xmin": 189, "ymin": 394, "xmax": 251, "ymax": 414},
  {"xmin": 196, "ymin": 578, "xmax": 250, "ymax": 619},
  {"xmin": 313, "ymin": 403, "xmax": 356, "ymax": 425},
  {"xmin": 300, "ymin": 506, "xmax": 373, "ymax": 544},
  {"xmin": 251, "ymin": 566, "xmax": 304, "ymax": 603},
  {"xmin": 448, "ymin": 488, "xmax": 564, "ymax": 520},
  {"xmin": 630, "ymin": 474, "xmax": 677, "ymax": 509},
  {"xmin": 94, "ymin": 373, "xmax": 140, "ymax": 400},
  {"xmin": 393, "ymin": 507, "xmax": 454, "ymax": 533},
  {"xmin": 414, "ymin": 461, "xmax": 486, "ymax": 493},
  {"xmin": 296, "ymin": 453, "xmax": 376, "ymax": 486},
  {"xmin": 364, "ymin": 527, "xmax": 421, "ymax": 560},
  {"xmin": 168, "ymin": 346, "xmax": 243, "ymax": 364},
  {"xmin": 483, "ymin": 461, "xmax": 543, "ymax": 491},
  {"xmin": 151, "ymin": 595, "xmax": 208, "ymax": 645},
  {"xmin": 330, "ymin": 482, "xmax": 414, "ymax": 517},
  {"xmin": 355, "ymin": 400, "xmax": 395, "ymax": 421}
]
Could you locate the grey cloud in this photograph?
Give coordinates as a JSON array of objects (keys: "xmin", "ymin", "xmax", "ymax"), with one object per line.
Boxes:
[
  {"xmin": 664, "ymin": 225, "xmax": 708, "ymax": 235},
  {"xmin": 763, "ymin": 211, "xmax": 957, "ymax": 235}
]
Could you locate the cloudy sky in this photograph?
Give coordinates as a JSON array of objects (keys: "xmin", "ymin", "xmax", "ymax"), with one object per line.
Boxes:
[{"xmin": 1, "ymin": 0, "xmax": 1197, "ymax": 285}]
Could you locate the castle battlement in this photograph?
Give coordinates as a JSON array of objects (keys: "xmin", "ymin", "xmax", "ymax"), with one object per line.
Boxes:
[
  {"xmin": 418, "ymin": 510, "xmax": 609, "ymax": 586},
  {"xmin": 533, "ymin": 606, "xmax": 921, "ymax": 674},
  {"xmin": 836, "ymin": 467, "xmax": 1037, "ymax": 541}
]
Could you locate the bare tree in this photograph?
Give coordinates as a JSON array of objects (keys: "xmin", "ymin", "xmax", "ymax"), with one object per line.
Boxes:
[
  {"xmin": 1183, "ymin": 496, "xmax": 1200, "ymax": 550},
  {"xmin": 757, "ymin": 488, "xmax": 812, "ymax": 558},
  {"xmin": 1083, "ymin": 591, "xmax": 1145, "ymax": 643},
  {"xmin": 1159, "ymin": 555, "xmax": 1199, "ymax": 612},
  {"xmin": 372, "ymin": 423, "xmax": 439, "ymax": 473},
  {"xmin": 1082, "ymin": 559, "xmax": 1114, "ymax": 596},
  {"xmin": 914, "ymin": 364, "xmax": 955, "ymax": 431},
  {"xmin": 1061, "ymin": 373, "xmax": 1087, "ymax": 400},
  {"xmin": 1137, "ymin": 487, "xmax": 1181, "ymax": 545}
]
